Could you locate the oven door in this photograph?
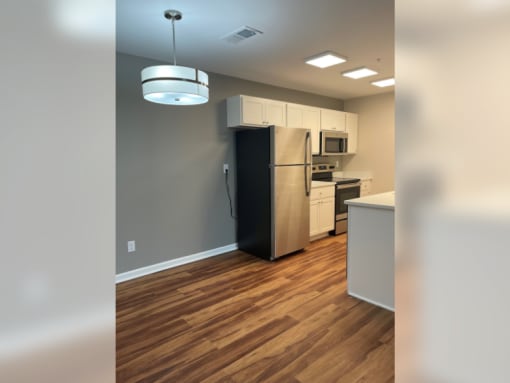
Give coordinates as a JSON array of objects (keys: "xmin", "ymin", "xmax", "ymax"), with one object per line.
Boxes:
[{"xmin": 335, "ymin": 183, "xmax": 361, "ymax": 220}]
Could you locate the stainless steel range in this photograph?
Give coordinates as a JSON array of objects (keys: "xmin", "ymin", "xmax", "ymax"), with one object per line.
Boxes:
[{"xmin": 312, "ymin": 164, "xmax": 361, "ymax": 235}]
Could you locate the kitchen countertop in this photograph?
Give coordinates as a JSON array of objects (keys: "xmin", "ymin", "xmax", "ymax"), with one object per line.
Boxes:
[
  {"xmin": 345, "ymin": 191, "xmax": 395, "ymax": 210},
  {"xmin": 333, "ymin": 170, "xmax": 373, "ymax": 180},
  {"xmin": 311, "ymin": 180, "xmax": 337, "ymax": 188}
]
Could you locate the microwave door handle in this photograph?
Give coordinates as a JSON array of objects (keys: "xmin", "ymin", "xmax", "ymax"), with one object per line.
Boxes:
[{"xmin": 340, "ymin": 137, "xmax": 347, "ymax": 153}]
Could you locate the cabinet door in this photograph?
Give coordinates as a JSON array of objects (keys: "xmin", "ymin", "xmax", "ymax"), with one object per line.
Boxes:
[
  {"xmin": 302, "ymin": 107, "xmax": 320, "ymax": 154},
  {"xmin": 321, "ymin": 109, "xmax": 346, "ymax": 131},
  {"xmin": 265, "ymin": 100, "xmax": 286, "ymax": 126},
  {"xmin": 310, "ymin": 200, "xmax": 320, "ymax": 236},
  {"xmin": 318, "ymin": 197, "xmax": 335, "ymax": 233},
  {"xmin": 241, "ymin": 96, "xmax": 265, "ymax": 125},
  {"xmin": 345, "ymin": 112, "xmax": 358, "ymax": 153},
  {"xmin": 287, "ymin": 104, "xmax": 320, "ymax": 154},
  {"xmin": 286, "ymin": 104, "xmax": 303, "ymax": 128}
]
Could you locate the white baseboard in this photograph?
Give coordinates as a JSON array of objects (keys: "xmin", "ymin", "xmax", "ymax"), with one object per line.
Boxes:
[
  {"xmin": 348, "ymin": 291, "xmax": 394, "ymax": 312},
  {"xmin": 310, "ymin": 232, "xmax": 330, "ymax": 242},
  {"xmin": 116, "ymin": 243, "xmax": 238, "ymax": 284}
]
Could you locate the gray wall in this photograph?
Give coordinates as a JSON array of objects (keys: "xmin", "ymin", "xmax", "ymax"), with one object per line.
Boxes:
[
  {"xmin": 343, "ymin": 92, "xmax": 395, "ymax": 193},
  {"xmin": 117, "ymin": 52, "xmax": 343, "ymax": 273}
]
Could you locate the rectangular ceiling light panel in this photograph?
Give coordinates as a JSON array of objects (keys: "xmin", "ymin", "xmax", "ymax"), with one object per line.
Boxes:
[
  {"xmin": 342, "ymin": 67, "xmax": 378, "ymax": 79},
  {"xmin": 371, "ymin": 78, "xmax": 395, "ymax": 87},
  {"xmin": 305, "ymin": 52, "xmax": 346, "ymax": 68}
]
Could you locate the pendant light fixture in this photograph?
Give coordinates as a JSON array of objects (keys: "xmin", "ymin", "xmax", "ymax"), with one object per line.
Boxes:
[{"xmin": 141, "ymin": 10, "xmax": 209, "ymax": 105}]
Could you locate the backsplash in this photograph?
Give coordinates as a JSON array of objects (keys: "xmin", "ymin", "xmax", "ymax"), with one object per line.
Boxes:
[{"xmin": 312, "ymin": 155, "xmax": 342, "ymax": 170}]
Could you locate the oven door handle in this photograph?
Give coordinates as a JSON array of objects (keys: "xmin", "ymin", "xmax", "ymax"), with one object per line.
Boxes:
[{"xmin": 336, "ymin": 182, "xmax": 361, "ymax": 190}]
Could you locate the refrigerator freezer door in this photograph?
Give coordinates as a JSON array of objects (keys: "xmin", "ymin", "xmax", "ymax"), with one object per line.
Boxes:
[
  {"xmin": 271, "ymin": 126, "xmax": 312, "ymax": 166},
  {"xmin": 272, "ymin": 165, "xmax": 311, "ymax": 258}
]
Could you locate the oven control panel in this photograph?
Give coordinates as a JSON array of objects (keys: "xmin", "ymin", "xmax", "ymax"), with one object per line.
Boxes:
[{"xmin": 311, "ymin": 163, "xmax": 335, "ymax": 173}]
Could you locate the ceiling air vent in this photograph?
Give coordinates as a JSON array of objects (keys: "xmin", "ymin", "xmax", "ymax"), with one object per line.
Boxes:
[{"xmin": 221, "ymin": 26, "xmax": 263, "ymax": 44}]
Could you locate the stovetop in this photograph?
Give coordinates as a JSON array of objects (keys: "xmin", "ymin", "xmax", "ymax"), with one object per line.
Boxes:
[
  {"xmin": 330, "ymin": 177, "xmax": 361, "ymax": 185},
  {"xmin": 312, "ymin": 172, "xmax": 360, "ymax": 185}
]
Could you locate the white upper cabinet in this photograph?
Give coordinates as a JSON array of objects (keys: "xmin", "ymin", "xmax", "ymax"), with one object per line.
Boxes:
[
  {"xmin": 286, "ymin": 103, "xmax": 303, "ymax": 128},
  {"xmin": 227, "ymin": 95, "xmax": 358, "ymax": 156},
  {"xmin": 286, "ymin": 103, "xmax": 321, "ymax": 154},
  {"xmin": 345, "ymin": 112, "xmax": 358, "ymax": 154},
  {"xmin": 320, "ymin": 109, "xmax": 346, "ymax": 132},
  {"xmin": 241, "ymin": 96, "xmax": 264, "ymax": 125},
  {"xmin": 303, "ymin": 108, "xmax": 321, "ymax": 155},
  {"xmin": 264, "ymin": 99, "xmax": 287, "ymax": 126},
  {"xmin": 227, "ymin": 95, "xmax": 286, "ymax": 128}
]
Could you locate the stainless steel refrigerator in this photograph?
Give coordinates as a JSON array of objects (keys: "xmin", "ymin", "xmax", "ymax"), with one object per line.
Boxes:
[{"xmin": 235, "ymin": 125, "xmax": 312, "ymax": 260}]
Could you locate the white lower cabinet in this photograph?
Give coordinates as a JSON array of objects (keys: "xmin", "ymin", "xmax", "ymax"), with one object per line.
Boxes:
[
  {"xmin": 318, "ymin": 196, "xmax": 335, "ymax": 233},
  {"xmin": 310, "ymin": 200, "xmax": 320, "ymax": 236},
  {"xmin": 310, "ymin": 185, "xmax": 335, "ymax": 237}
]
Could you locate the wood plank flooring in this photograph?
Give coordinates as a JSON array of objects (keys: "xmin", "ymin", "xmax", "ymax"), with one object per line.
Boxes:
[{"xmin": 117, "ymin": 234, "xmax": 394, "ymax": 383}]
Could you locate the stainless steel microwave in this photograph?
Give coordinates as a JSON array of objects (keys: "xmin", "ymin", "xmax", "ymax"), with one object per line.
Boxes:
[{"xmin": 320, "ymin": 131, "xmax": 348, "ymax": 155}]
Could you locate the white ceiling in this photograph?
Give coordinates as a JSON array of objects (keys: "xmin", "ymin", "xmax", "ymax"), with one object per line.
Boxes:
[{"xmin": 116, "ymin": 0, "xmax": 394, "ymax": 100}]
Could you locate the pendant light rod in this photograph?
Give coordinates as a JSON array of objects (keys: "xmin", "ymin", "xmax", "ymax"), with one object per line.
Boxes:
[
  {"xmin": 164, "ymin": 10, "xmax": 182, "ymax": 66},
  {"xmin": 171, "ymin": 16, "xmax": 177, "ymax": 65}
]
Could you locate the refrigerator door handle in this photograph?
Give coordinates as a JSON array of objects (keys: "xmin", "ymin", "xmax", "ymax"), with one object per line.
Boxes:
[
  {"xmin": 305, "ymin": 166, "xmax": 311, "ymax": 197},
  {"xmin": 305, "ymin": 130, "xmax": 311, "ymax": 165},
  {"xmin": 305, "ymin": 131, "xmax": 311, "ymax": 196}
]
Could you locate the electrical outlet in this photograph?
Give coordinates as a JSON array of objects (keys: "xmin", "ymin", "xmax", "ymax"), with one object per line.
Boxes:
[
  {"xmin": 223, "ymin": 163, "xmax": 229, "ymax": 174},
  {"xmin": 127, "ymin": 240, "xmax": 136, "ymax": 253}
]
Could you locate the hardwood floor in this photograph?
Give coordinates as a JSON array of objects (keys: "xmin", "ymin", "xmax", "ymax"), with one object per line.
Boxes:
[{"xmin": 117, "ymin": 234, "xmax": 394, "ymax": 383}]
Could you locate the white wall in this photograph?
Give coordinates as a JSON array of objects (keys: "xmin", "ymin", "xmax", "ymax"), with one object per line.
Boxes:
[{"xmin": 343, "ymin": 92, "xmax": 394, "ymax": 193}]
